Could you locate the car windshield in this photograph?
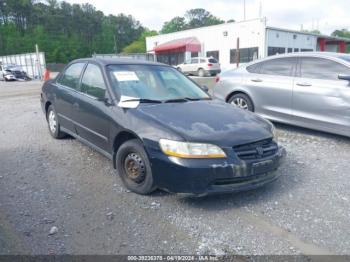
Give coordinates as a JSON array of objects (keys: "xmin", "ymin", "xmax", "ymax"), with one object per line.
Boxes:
[
  {"xmin": 208, "ymin": 58, "xmax": 218, "ymax": 63},
  {"xmin": 107, "ymin": 64, "xmax": 210, "ymax": 102}
]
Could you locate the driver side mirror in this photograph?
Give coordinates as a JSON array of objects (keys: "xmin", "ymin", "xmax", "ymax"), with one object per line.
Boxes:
[
  {"xmin": 338, "ymin": 74, "xmax": 350, "ymax": 81},
  {"xmin": 97, "ymin": 96, "xmax": 113, "ymax": 106},
  {"xmin": 201, "ymin": 85, "xmax": 209, "ymax": 93}
]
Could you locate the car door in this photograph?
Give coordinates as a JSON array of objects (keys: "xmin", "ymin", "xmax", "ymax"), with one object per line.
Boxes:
[
  {"xmin": 184, "ymin": 58, "xmax": 198, "ymax": 74},
  {"xmin": 245, "ymin": 57, "xmax": 297, "ymax": 122},
  {"xmin": 73, "ymin": 63, "xmax": 111, "ymax": 152},
  {"xmin": 292, "ymin": 57, "xmax": 350, "ymax": 133},
  {"xmin": 55, "ymin": 62, "xmax": 86, "ymax": 132}
]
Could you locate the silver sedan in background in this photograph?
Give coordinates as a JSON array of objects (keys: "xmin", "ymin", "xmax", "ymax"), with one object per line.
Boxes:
[{"xmin": 212, "ymin": 52, "xmax": 350, "ymax": 137}]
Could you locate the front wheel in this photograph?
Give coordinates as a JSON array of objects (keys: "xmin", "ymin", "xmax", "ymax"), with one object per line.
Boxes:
[
  {"xmin": 198, "ymin": 68, "xmax": 205, "ymax": 77},
  {"xmin": 228, "ymin": 93, "xmax": 254, "ymax": 112},
  {"xmin": 116, "ymin": 139, "xmax": 156, "ymax": 195}
]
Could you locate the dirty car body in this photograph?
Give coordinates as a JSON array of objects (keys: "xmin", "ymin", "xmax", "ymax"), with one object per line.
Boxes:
[{"xmin": 41, "ymin": 58, "xmax": 286, "ymax": 195}]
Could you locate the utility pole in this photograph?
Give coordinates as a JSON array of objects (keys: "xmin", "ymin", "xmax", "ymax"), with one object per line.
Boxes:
[
  {"xmin": 259, "ymin": 1, "xmax": 262, "ymax": 19},
  {"xmin": 35, "ymin": 44, "xmax": 42, "ymax": 80},
  {"xmin": 243, "ymin": 0, "xmax": 246, "ymax": 21},
  {"xmin": 114, "ymin": 35, "xmax": 118, "ymax": 54}
]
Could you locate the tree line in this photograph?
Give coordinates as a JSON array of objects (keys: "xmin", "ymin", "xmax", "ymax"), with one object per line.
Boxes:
[
  {"xmin": 0, "ymin": 0, "xmax": 228, "ymax": 63},
  {"xmin": 0, "ymin": 0, "xmax": 147, "ymax": 63},
  {"xmin": 0, "ymin": 0, "xmax": 348, "ymax": 63}
]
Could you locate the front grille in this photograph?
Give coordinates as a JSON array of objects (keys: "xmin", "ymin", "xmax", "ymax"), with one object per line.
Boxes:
[{"xmin": 233, "ymin": 138, "xmax": 278, "ymax": 161}]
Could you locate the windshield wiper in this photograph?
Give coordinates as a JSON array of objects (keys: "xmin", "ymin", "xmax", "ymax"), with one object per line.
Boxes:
[
  {"xmin": 122, "ymin": 98, "xmax": 163, "ymax": 104},
  {"xmin": 163, "ymin": 98, "xmax": 189, "ymax": 103},
  {"xmin": 163, "ymin": 97, "xmax": 211, "ymax": 103}
]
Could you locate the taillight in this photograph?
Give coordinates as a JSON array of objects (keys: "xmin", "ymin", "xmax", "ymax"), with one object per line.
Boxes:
[
  {"xmin": 215, "ymin": 75, "xmax": 220, "ymax": 83},
  {"xmin": 207, "ymin": 63, "xmax": 213, "ymax": 67}
]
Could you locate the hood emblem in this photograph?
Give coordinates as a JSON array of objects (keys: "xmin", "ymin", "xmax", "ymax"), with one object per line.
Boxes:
[{"xmin": 256, "ymin": 146, "xmax": 264, "ymax": 157}]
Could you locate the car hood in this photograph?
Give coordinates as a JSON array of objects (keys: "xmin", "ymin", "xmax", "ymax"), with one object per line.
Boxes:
[{"xmin": 136, "ymin": 100, "xmax": 273, "ymax": 147}]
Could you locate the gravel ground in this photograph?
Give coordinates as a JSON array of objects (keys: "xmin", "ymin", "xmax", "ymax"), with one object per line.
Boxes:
[{"xmin": 0, "ymin": 80, "xmax": 349, "ymax": 257}]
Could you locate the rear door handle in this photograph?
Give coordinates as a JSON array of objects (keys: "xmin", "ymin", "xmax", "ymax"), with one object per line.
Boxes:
[
  {"xmin": 251, "ymin": 78, "xmax": 263, "ymax": 82},
  {"xmin": 296, "ymin": 82, "xmax": 312, "ymax": 87}
]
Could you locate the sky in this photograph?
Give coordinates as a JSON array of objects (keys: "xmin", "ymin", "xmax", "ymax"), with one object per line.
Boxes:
[{"xmin": 65, "ymin": 0, "xmax": 349, "ymax": 35}]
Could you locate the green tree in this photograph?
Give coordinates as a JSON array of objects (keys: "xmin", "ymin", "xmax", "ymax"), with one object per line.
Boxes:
[
  {"xmin": 160, "ymin": 17, "xmax": 186, "ymax": 34},
  {"xmin": 0, "ymin": 0, "xmax": 146, "ymax": 63},
  {"xmin": 185, "ymin": 8, "xmax": 224, "ymax": 29},
  {"xmin": 123, "ymin": 30, "xmax": 157, "ymax": 53},
  {"xmin": 113, "ymin": 14, "xmax": 144, "ymax": 53},
  {"xmin": 331, "ymin": 29, "xmax": 350, "ymax": 38},
  {"xmin": 160, "ymin": 8, "xmax": 225, "ymax": 34},
  {"xmin": 331, "ymin": 29, "xmax": 350, "ymax": 52}
]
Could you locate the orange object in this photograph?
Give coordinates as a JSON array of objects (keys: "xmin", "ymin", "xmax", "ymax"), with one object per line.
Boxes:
[{"xmin": 43, "ymin": 69, "xmax": 50, "ymax": 81}]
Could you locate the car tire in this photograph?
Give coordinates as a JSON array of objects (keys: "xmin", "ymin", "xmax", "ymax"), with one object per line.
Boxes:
[
  {"xmin": 228, "ymin": 93, "xmax": 254, "ymax": 112},
  {"xmin": 46, "ymin": 105, "xmax": 66, "ymax": 139},
  {"xmin": 177, "ymin": 67, "xmax": 182, "ymax": 72},
  {"xmin": 198, "ymin": 68, "xmax": 205, "ymax": 77},
  {"xmin": 116, "ymin": 139, "xmax": 156, "ymax": 195}
]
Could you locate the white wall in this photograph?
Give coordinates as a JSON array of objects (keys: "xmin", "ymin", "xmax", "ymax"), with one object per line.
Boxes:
[
  {"xmin": 146, "ymin": 19, "xmax": 267, "ymax": 71},
  {"xmin": 266, "ymin": 29, "xmax": 317, "ymax": 53}
]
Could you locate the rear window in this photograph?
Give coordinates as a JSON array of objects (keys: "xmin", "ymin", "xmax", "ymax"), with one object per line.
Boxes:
[
  {"xmin": 259, "ymin": 58, "xmax": 296, "ymax": 76},
  {"xmin": 208, "ymin": 58, "xmax": 218, "ymax": 63}
]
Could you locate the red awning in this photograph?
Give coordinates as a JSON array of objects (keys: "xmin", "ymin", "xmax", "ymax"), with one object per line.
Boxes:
[{"xmin": 153, "ymin": 37, "xmax": 201, "ymax": 54}]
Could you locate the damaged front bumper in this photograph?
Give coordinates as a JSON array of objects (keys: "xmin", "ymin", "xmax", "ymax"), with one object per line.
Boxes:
[{"xmin": 148, "ymin": 145, "xmax": 286, "ymax": 195}]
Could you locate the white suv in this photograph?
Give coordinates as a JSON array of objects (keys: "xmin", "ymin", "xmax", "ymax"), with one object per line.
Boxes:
[{"xmin": 177, "ymin": 57, "xmax": 221, "ymax": 77}]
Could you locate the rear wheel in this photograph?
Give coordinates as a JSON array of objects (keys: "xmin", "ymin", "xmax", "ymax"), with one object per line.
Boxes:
[
  {"xmin": 177, "ymin": 67, "xmax": 182, "ymax": 72},
  {"xmin": 228, "ymin": 93, "xmax": 254, "ymax": 112},
  {"xmin": 198, "ymin": 68, "xmax": 205, "ymax": 77},
  {"xmin": 116, "ymin": 139, "xmax": 156, "ymax": 195},
  {"xmin": 46, "ymin": 105, "xmax": 66, "ymax": 139}
]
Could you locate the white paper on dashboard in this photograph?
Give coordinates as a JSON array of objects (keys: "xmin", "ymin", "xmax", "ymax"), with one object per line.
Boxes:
[
  {"xmin": 113, "ymin": 71, "xmax": 139, "ymax": 82},
  {"xmin": 117, "ymin": 95, "xmax": 140, "ymax": 108}
]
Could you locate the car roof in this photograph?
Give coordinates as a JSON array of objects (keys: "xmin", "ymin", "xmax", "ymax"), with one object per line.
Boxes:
[
  {"xmin": 245, "ymin": 52, "xmax": 350, "ymax": 67},
  {"xmin": 70, "ymin": 57, "xmax": 166, "ymax": 67}
]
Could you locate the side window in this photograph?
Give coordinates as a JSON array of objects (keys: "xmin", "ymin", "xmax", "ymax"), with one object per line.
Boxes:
[
  {"xmin": 191, "ymin": 58, "xmax": 198, "ymax": 64},
  {"xmin": 58, "ymin": 63, "xmax": 85, "ymax": 90},
  {"xmin": 246, "ymin": 63, "xmax": 261, "ymax": 73},
  {"xmin": 81, "ymin": 64, "xmax": 106, "ymax": 99},
  {"xmin": 260, "ymin": 58, "xmax": 296, "ymax": 76},
  {"xmin": 300, "ymin": 57, "xmax": 350, "ymax": 80}
]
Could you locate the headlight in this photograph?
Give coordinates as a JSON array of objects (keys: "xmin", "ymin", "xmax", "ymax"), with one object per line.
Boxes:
[
  {"xmin": 271, "ymin": 125, "xmax": 278, "ymax": 142},
  {"xmin": 159, "ymin": 139, "xmax": 226, "ymax": 158}
]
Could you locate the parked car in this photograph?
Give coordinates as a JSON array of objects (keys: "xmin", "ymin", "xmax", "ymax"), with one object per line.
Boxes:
[
  {"xmin": 0, "ymin": 64, "xmax": 30, "ymax": 81},
  {"xmin": 41, "ymin": 58, "xmax": 285, "ymax": 195},
  {"xmin": 177, "ymin": 57, "xmax": 221, "ymax": 77},
  {"xmin": 212, "ymin": 52, "xmax": 350, "ymax": 138},
  {"xmin": 0, "ymin": 64, "xmax": 16, "ymax": 81}
]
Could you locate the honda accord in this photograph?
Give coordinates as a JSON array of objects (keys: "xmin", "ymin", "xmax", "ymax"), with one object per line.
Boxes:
[{"xmin": 40, "ymin": 58, "xmax": 286, "ymax": 195}]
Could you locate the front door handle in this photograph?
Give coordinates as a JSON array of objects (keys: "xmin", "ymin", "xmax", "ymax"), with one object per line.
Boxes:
[
  {"xmin": 251, "ymin": 78, "xmax": 263, "ymax": 82},
  {"xmin": 296, "ymin": 82, "xmax": 312, "ymax": 87},
  {"xmin": 73, "ymin": 102, "xmax": 80, "ymax": 110}
]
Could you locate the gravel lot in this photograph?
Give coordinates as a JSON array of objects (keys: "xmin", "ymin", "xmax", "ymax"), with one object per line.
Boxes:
[{"xmin": 0, "ymin": 80, "xmax": 349, "ymax": 257}]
